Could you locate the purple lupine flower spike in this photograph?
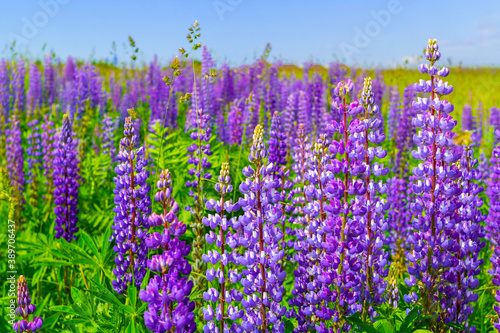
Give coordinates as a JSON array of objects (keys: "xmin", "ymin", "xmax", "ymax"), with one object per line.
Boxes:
[
  {"xmin": 264, "ymin": 64, "xmax": 279, "ymax": 131},
  {"xmin": 311, "ymin": 74, "xmax": 325, "ymax": 134},
  {"xmin": 372, "ymin": 72, "xmax": 385, "ymax": 110},
  {"xmin": 289, "ymin": 132, "xmax": 337, "ymax": 331},
  {"xmin": 227, "ymin": 101, "xmax": 244, "ymax": 146},
  {"xmin": 202, "ymin": 162, "xmax": 244, "ymax": 332},
  {"xmin": 53, "ymin": 114, "xmax": 80, "ymax": 242},
  {"xmin": 41, "ymin": 113, "xmax": 56, "ymax": 191},
  {"xmin": 186, "ymin": 108, "xmax": 213, "ymax": 304},
  {"xmin": 406, "ymin": 39, "xmax": 463, "ymax": 324},
  {"xmin": 111, "ymin": 116, "xmax": 151, "ymax": 294},
  {"xmin": 387, "ymin": 172, "xmax": 413, "ymax": 273},
  {"xmin": 13, "ymin": 276, "xmax": 43, "ymax": 333},
  {"xmin": 245, "ymin": 91, "xmax": 260, "ymax": 143},
  {"xmin": 44, "ymin": 54, "xmax": 56, "ymax": 106},
  {"xmin": 26, "ymin": 120, "xmax": 42, "ymax": 183},
  {"xmin": 102, "ymin": 114, "xmax": 117, "ymax": 160},
  {"xmin": 6, "ymin": 114, "xmax": 25, "ymax": 196},
  {"xmin": 267, "ymin": 112, "xmax": 293, "ymax": 273},
  {"xmin": 140, "ymin": 169, "xmax": 196, "ymax": 332},
  {"xmin": 490, "ymin": 107, "xmax": 500, "ymax": 136},
  {"xmin": 443, "ymin": 145, "xmax": 486, "ymax": 331},
  {"xmin": 0, "ymin": 59, "xmax": 9, "ymax": 115},
  {"xmin": 268, "ymin": 111, "xmax": 288, "ymax": 176},
  {"xmin": 201, "ymin": 46, "xmax": 215, "ymax": 120},
  {"xmin": 387, "ymin": 86, "xmax": 400, "ymax": 141},
  {"xmin": 461, "ymin": 104, "xmax": 473, "ymax": 132},
  {"xmin": 393, "ymin": 84, "xmax": 416, "ymax": 173},
  {"xmin": 320, "ymin": 79, "xmax": 365, "ymax": 330},
  {"xmin": 27, "ymin": 63, "xmax": 42, "ymax": 118},
  {"xmin": 359, "ymin": 77, "xmax": 389, "ymax": 319},
  {"xmin": 297, "ymin": 91, "xmax": 311, "ymax": 136},
  {"xmin": 287, "ymin": 124, "xmax": 314, "ymax": 331},
  {"xmin": 12, "ymin": 60, "xmax": 26, "ymax": 113},
  {"xmin": 238, "ymin": 125, "xmax": 286, "ymax": 332},
  {"xmin": 471, "ymin": 103, "xmax": 483, "ymax": 145}
]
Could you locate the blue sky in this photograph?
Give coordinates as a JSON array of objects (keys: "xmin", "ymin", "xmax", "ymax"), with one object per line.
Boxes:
[{"xmin": 1, "ymin": 0, "xmax": 499, "ymax": 67}]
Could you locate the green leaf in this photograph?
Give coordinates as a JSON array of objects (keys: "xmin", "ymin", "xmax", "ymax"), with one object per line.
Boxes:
[
  {"xmin": 140, "ymin": 270, "xmax": 151, "ymax": 290},
  {"xmin": 49, "ymin": 249, "xmax": 72, "ymax": 259},
  {"xmin": 42, "ymin": 313, "xmax": 60, "ymax": 328},
  {"xmin": 71, "ymin": 287, "xmax": 84, "ymax": 304},
  {"xmin": 377, "ymin": 321, "xmax": 395, "ymax": 333},
  {"xmin": 61, "ymin": 318, "xmax": 91, "ymax": 325},
  {"xmin": 34, "ymin": 258, "xmax": 72, "ymax": 266},
  {"xmin": 100, "ymin": 228, "xmax": 113, "ymax": 263},
  {"xmin": 137, "ymin": 302, "xmax": 148, "ymax": 314},
  {"xmin": 50, "ymin": 305, "xmax": 77, "ymax": 314},
  {"xmin": 128, "ymin": 284, "xmax": 137, "ymax": 308},
  {"xmin": 62, "ymin": 241, "xmax": 95, "ymax": 261},
  {"xmin": 71, "ymin": 303, "xmax": 92, "ymax": 319},
  {"xmin": 81, "ymin": 231, "xmax": 99, "ymax": 258},
  {"xmin": 33, "ymin": 294, "xmax": 50, "ymax": 317},
  {"xmin": 127, "ymin": 317, "xmax": 137, "ymax": 333},
  {"xmin": 31, "ymin": 266, "xmax": 46, "ymax": 286},
  {"xmin": 87, "ymin": 279, "xmax": 123, "ymax": 307},
  {"xmin": 120, "ymin": 304, "xmax": 135, "ymax": 315},
  {"xmin": 284, "ymin": 319, "xmax": 295, "ymax": 332},
  {"xmin": 399, "ymin": 308, "xmax": 419, "ymax": 333},
  {"xmin": 413, "ymin": 314, "xmax": 437, "ymax": 330}
]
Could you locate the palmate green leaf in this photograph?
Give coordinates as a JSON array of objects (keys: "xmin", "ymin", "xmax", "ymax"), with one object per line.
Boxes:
[
  {"xmin": 121, "ymin": 304, "xmax": 135, "ymax": 315},
  {"xmin": 71, "ymin": 302, "xmax": 92, "ymax": 320},
  {"xmin": 87, "ymin": 279, "xmax": 124, "ymax": 308},
  {"xmin": 81, "ymin": 231, "xmax": 99, "ymax": 258},
  {"xmin": 71, "ymin": 287, "xmax": 84, "ymax": 304},
  {"xmin": 62, "ymin": 239, "xmax": 95, "ymax": 260},
  {"xmin": 49, "ymin": 248, "xmax": 72, "ymax": 259}
]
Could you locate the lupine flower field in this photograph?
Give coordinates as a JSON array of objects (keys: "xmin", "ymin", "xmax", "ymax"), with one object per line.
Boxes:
[{"xmin": 2, "ymin": 21, "xmax": 500, "ymax": 333}]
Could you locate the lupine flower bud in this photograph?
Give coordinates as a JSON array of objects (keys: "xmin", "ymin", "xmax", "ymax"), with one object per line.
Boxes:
[{"xmin": 14, "ymin": 276, "xmax": 43, "ymax": 333}]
